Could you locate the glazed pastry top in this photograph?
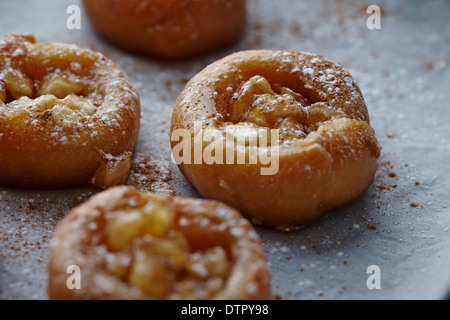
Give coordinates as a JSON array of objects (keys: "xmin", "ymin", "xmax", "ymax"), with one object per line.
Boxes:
[
  {"xmin": 0, "ymin": 35, "xmax": 139, "ymax": 143},
  {"xmin": 49, "ymin": 187, "xmax": 270, "ymax": 300},
  {"xmin": 173, "ymin": 50, "xmax": 371, "ymax": 142}
]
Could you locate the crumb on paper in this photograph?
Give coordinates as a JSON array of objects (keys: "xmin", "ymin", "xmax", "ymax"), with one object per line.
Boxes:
[{"xmin": 127, "ymin": 156, "xmax": 175, "ymax": 195}]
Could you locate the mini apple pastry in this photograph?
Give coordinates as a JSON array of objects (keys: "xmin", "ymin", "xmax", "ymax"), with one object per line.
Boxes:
[
  {"xmin": 47, "ymin": 186, "xmax": 271, "ymax": 300},
  {"xmin": 0, "ymin": 34, "xmax": 140, "ymax": 189},
  {"xmin": 170, "ymin": 50, "xmax": 381, "ymax": 231},
  {"xmin": 82, "ymin": 0, "xmax": 247, "ymax": 59}
]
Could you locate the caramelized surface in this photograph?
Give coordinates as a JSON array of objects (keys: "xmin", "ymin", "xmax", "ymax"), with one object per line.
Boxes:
[{"xmin": 48, "ymin": 187, "xmax": 271, "ymax": 300}]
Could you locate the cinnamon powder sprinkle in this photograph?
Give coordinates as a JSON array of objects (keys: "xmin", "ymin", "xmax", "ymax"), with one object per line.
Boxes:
[
  {"xmin": 388, "ymin": 172, "xmax": 397, "ymax": 178},
  {"xmin": 386, "ymin": 133, "xmax": 397, "ymax": 139},
  {"xmin": 127, "ymin": 157, "xmax": 175, "ymax": 195}
]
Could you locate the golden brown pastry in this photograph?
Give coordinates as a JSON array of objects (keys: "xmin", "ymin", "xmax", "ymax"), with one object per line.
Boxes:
[
  {"xmin": 0, "ymin": 35, "xmax": 140, "ymax": 189},
  {"xmin": 170, "ymin": 50, "xmax": 381, "ymax": 231},
  {"xmin": 48, "ymin": 186, "xmax": 271, "ymax": 300},
  {"xmin": 82, "ymin": 0, "xmax": 247, "ymax": 59}
]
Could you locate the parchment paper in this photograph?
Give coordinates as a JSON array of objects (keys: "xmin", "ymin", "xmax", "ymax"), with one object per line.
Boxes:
[{"xmin": 1, "ymin": 0, "xmax": 449, "ymax": 300}]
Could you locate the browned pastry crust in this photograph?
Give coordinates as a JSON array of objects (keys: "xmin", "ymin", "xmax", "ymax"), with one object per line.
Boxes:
[
  {"xmin": 82, "ymin": 0, "xmax": 247, "ymax": 59},
  {"xmin": 0, "ymin": 35, "xmax": 140, "ymax": 189},
  {"xmin": 170, "ymin": 50, "xmax": 381, "ymax": 231},
  {"xmin": 48, "ymin": 186, "xmax": 271, "ymax": 300}
]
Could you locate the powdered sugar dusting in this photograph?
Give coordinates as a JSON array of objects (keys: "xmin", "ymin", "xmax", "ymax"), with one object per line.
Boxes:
[{"xmin": 1, "ymin": 35, "xmax": 139, "ymax": 146}]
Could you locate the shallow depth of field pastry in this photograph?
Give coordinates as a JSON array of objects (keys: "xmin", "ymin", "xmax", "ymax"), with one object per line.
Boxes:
[
  {"xmin": 48, "ymin": 186, "xmax": 270, "ymax": 300},
  {"xmin": 170, "ymin": 50, "xmax": 381, "ymax": 231},
  {"xmin": 0, "ymin": 35, "xmax": 140, "ymax": 189},
  {"xmin": 82, "ymin": 0, "xmax": 247, "ymax": 59}
]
